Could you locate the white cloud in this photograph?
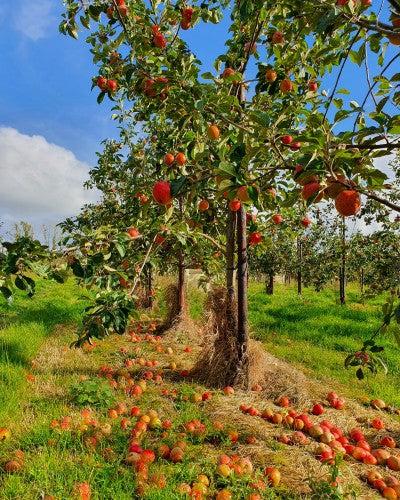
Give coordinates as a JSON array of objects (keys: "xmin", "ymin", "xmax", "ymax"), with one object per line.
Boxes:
[
  {"xmin": 0, "ymin": 127, "xmax": 98, "ymax": 229},
  {"xmin": 14, "ymin": 0, "xmax": 56, "ymax": 41}
]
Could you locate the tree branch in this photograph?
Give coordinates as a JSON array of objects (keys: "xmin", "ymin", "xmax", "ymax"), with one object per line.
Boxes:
[
  {"xmin": 195, "ymin": 232, "xmax": 227, "ymax": 256},
  {"xmin": 127, "ymin": 235, "xmax": 156, "ymax": 297},
  {"xmin": 323, "ymin": 29, "xmax": 361, "ymax": 121},
  {"xmin": 204, "ymin": 106, "xmax": 253, "ymax": 134}
]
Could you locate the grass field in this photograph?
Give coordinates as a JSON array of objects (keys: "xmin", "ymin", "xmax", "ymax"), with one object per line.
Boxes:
[
  {"xmin": 248, "ymin": 282, "xmax": 400, "ymax": 406},
  {"xmin": 0, "ymin": 278, "xmax": 399, "ymax": 499},
  {"xmin": 0, "ymin": 278, "xmax": 86, "ymax": 426}
]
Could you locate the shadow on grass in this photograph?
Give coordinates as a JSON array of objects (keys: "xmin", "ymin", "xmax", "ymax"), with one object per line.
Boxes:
[{"xmin": 0, "ymin": 339, "xmax": 30, "ymax": 367}]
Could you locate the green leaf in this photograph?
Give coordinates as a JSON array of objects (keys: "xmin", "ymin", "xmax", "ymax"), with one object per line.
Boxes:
[
  {"xmin": 394, "ymin": 305, "xmax": 400, "ymax": 323},
  {"xmin": 393, "ymin": 327, "xmax": 400, "ymax": 349},
  {"xmin": 201, "ymin": 72, "xmax": 214, "ymax": 80},
  {"xmin": 14, "ymin": 276, "xmax": 27, "ymax": 291},
  {"xmin": 71, "ymin": 260, "xmax": 85, "ymax": 278},
  {"xmin": 217, "ymin": 162, "xmax": 237, "ymax": 178},
  {"xmin": 97, "ymin": 92, "xmax": 105, "ymax": 104},
  {"xmin": 0, "ymin": 286, "xmax": 12, "ymax": 300},
  {"xmin": 170, "ymin": 175, "xmax": 187, "ymax": 197},
  {"xmin": 114, "ymin": 242, "xmax": 126, "ymax": 258},
  {"xmin": 249, "ymin": 110, "xmax": 271, "ymax": 128}
]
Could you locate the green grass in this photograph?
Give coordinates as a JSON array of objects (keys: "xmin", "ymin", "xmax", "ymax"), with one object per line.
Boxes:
[
  {"xmin": 0, "ymin": 277, "xmax": 390, "ymax": 498},
  {"xmin": 0, "ymin": 280, "xmax": 293, "ymax": 500},
  {"xmin": 248, "ymin": 282, "xmax": 400, "ymax": 406},
  {"xmin": 0, "ymin": 278, "xmax": 85, "ymax": 426}
]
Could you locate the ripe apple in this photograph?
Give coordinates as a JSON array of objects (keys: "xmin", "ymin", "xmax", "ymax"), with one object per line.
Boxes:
[
  {"xmin": 281, "ymin": 135, "xmax": 292, "ymax": 145},
  {"xmin": 302, "ymin": 182, "xmax": 323, "ymax": 203},
  {"xmin": 249, "ymin": 232, "xmax": 262, "ymax": 245},
  {"xmin": 280, "ymin": 79, "xmax": 292, "ymax": 93},
  {"xmin": 153, "ymin": 181, "xmax": 172, "ymax": 205},
  {"xmin": 128, "ymin": 227, "xmax": 139, "ymax": 238},
  {"xmin": 265, "ymin": 467, "xmax": 281, "ymax": 487},
  {"xmin": 216, "ymin": 464, "xmax": 232, "ymax": 476},
  {"xmin": 164, "ymin": 153, "xmax": 174, "ymax": 166},
  {"xmin": 372, "ymin": 418, "xmax": 385, "ymax": 430},
  {"xmin": 301, "ymin": 217, "xmax": 310, "ymax": 227},
  {"xmin": 183, "ymin": 8, "xmax": 194, "ymax": 21},
  {"xmin": 290, "ymin": 142, "xmax": 301, "ymax": 151},
  {"xmin": 277, "ymin": 396, "xmax": 290, "ymax": 407},
  {"xmin": 153, "ymin": 33, "xmax": 167, "ymax": 49},
  {"xmin": 198, "ymin": 199, "xmax": 209, "ymax": 211},
  {"xmin": 0, "ymin": 428, "xmax": 11, "ymax": 441},
  {"xmin": 312, "ymin": 403, "xmax": 324, "ymax": 415},
  {"xmin": 222, "ymin": 68, "xmax": 235, "ymax": 78},
  {"xmin": 169, "ymin": 447, "xmax": 184, "ymax": 462},
  {"xmin": 180, "ymin": 18, "xmax": 191, "ymax": 30},
  {"xmin": 272, "ymin": 214, "xmax": 283, "ymax": 224},
  {"xmin": 334, "ymin": 190, "xmax": 361, "ymax": 217},
  {"xmin": 308, "ymin": 81, "xmax": 318, "ymax": 92},
  {"xmin": 175, "ymin": 153, "xmax": 186, "ymax": 166},
  {"xmin": 387, "ymin": 456, "xmax": 400, "ymax": 471},
  {"xmin": 106, "ymin": 79, "xmax": 117, "ymax": 92},
  {"xmin": 265, "ymin": 69, "xmax": 277, "ymax": 82},
  {"xmin": 228, "ymin": 199, "xmax": 241, "ymax": 212},
  {"xmin": 237, "ymin": 186, "xmax": 249, "ymax": 201},
  {"xmin": 245, "ymin": 41, "xmax": 257, "ymax": 54},
  {"xmin": 97, "ymin": 76, "xmax": 107, "ymax": 91},
  {"xmin": 271, "ymin": 31, "xmax": 284, "ymax": 43},
  {"xmin": 372, "ymin": 448, "xmax": 391, "ymax": 465},
  {"xmin": 371, "ymin": 398, "xmax": 387, "ymax": 410},
  {"xmin": 381, "ymin": 436, "xmax": 396, "ymax": 448},
  {"xmin": 207, "ymin": 125, "xmax": 220, "ymax": 140},
  {"xmin": 4, "ymin": 461, "xmax": 22, "ymax": 473}
]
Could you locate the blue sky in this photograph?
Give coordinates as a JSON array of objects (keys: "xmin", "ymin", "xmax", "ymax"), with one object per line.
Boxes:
[{"xmin": 0, "ymin": 0, "xmax": 395, "ymax": 238}]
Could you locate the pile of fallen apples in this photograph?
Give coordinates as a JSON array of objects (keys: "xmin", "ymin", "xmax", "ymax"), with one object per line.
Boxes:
[{"xmin": 238, "ymin": 391, "xmax": 400, "ymax": 498}]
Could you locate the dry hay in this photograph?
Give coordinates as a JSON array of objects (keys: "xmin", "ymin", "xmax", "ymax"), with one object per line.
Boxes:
[
  {"xmin": 134, "ymin": 285, "xmax": 154, "ymax": 310},
  {"xmin": 190, "ymin": 286, "xmax": 247, "ymax": 388},
  {"xmin": 202, "ymin": 391, "xmax": 393, "ymax": 499},
  {"xmin": 156, "ymin": 284, "xmax": 196, "ymax": 341},
  {"xmin": 248, "ymin": 339, "xmax": 310, "ymax": 407},
  {"xmin": 191, "ymin": 287, "xmax": 310, "ymax": 399}
]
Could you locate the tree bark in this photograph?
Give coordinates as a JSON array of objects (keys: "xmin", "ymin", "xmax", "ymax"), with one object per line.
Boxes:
[
  {"xmin": 147, "ymin": 267, "xmax": 154, "ymax": 310},
  {"xmin": 340, "ymin": 217, "xmax": 346, "ymax": 305},
  {"xmin": 266, "ymin": 272, "xmax": 274, "ymax": 295},
  {"xmin": 360, "ymin": 268, "xmax": 364, "ymax": 294},
  {"xmin": 226, "ymin": 210, "xmax": 237, "ymax": 334},
  {"xmin": 297, "ymin": 238, "xmax": 302, "ymax": 296},
  {"xmin": 177, "ymin": 196, "xmax": 185, "ymax": 316},
  {"xmin": 236, "ymin": 206, "xmax": 249, "ymax": 368}
]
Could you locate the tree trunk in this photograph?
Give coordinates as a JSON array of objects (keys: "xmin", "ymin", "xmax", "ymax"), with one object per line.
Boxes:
[
  {"xmin": 266, "ymin": 272, "xmax": 274, "ymax": 295},
  {"xmin": 147, "ymin": 267, "xmax": 154, "ymax": 310},
  {"xmin": 225, "ymin": 209, "xmax": 237, "ymax": 333},
  {"xmin": 360, "ymin": 268, "xmax": 364, "ymax": 294},
  {"xmin": 297, "ymin": 238, "xmax": 302, "ymax": 296},
  {"xmin": 178, "ymin": 196, "xmax": 185, "ymax": 316},
  {"xmin": 340, "ymin": 217, "xmax": 346, "ymax": 305},
  {"xmin": 236, "ymin": 206, "xmax": 249, "ymax": 380}
]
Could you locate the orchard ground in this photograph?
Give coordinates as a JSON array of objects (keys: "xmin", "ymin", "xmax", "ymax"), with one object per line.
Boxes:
[{"xmin": 1, "ymin": 278, "xmax": 400, "ymax": 499}]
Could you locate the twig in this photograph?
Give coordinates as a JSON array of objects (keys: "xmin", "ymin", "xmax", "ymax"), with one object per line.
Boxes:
[
  {"xmin": 364, "ymin": 45, "xmax": 378, "ymax": 108},
  {"xmin": 204, "ymin": 106, "xmax": 253, "ymax": 134},
  {"xmin": 353, "ymin": 53, "xmax": 400, "ymax": 133},
  {"xmin": 360, "ymin": 190, "xmax": 400, "ymax": 212},
  {"xmin": 195, "ymin": 232, "xmax": 227, "ymax": 256},
  {"xmin": 127, "ymin": 235, "xmax": 156, "ymax": 297},
  {"xmin": 324, "ymin": 29, "xmax": 361, "ymax": 121}
]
